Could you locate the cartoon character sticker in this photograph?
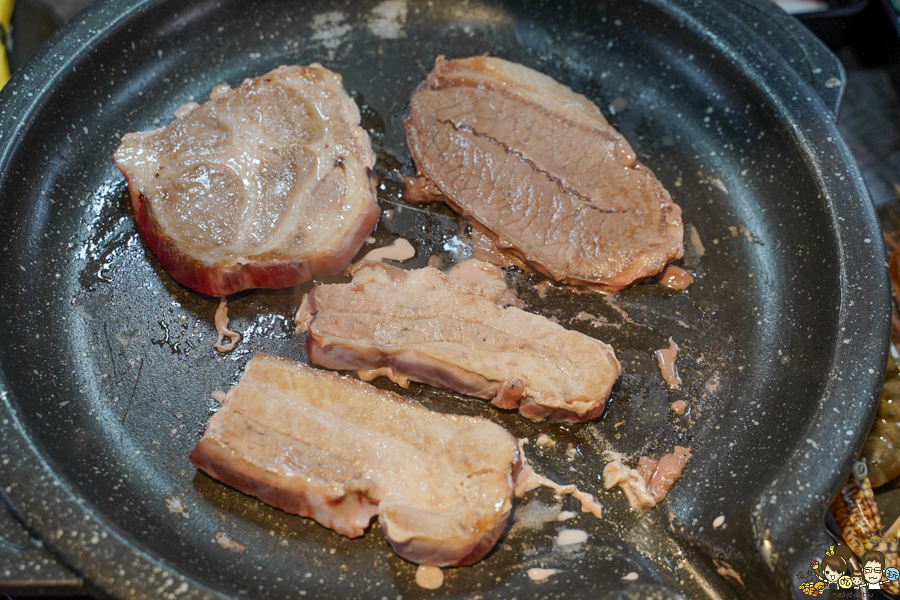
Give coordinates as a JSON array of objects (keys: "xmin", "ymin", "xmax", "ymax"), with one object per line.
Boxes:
[
  {"xmin": 862, "ymin": 550, "xmax": 887, "ymax": 589},
  {"xmin": 812, "ymin": 545, "xmax": 853, "ymax": 590},
  {"xmin": 800, "ymin": 545, "xmax": 853, "ymax": 596},
  {"xmin": 799, "ymin": 547, "xmax": 899, "ymax": 595},
  {"xmin": 798, "ymin": 580, "xmax": 826, "ymax": 596}
]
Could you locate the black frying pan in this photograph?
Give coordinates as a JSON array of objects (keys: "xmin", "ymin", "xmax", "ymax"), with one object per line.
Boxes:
[{"xmin": 0, "ymin": 0, "xmax": 889, "ymax": 599}]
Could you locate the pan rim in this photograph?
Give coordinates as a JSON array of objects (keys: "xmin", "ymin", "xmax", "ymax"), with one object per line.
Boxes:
[{"xmin": 644, "ymin": 0, "xmax": 890, "ymax": 589}]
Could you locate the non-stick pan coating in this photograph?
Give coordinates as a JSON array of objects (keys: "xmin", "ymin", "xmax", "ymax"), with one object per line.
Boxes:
[{"xmin": 0, "ymin": 0, "xmax": 889, "ymax": 599}]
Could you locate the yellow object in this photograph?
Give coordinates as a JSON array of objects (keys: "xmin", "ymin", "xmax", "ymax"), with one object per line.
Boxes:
[
  {"xmin": 798, "ymin": 580, "xmax": 826, "ymax": 596},
  {"xmin": 0, "ymin": 0, "xmax": 13, "ymax": 90}
]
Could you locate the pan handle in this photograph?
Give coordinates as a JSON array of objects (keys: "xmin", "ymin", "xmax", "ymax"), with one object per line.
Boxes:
[
  {"xmin": 0, "ymin": 489, "xmax": 84, "ymax": 595},
  {"xmin": 715, "ymin": 0, "xmax": 846, "ymax": 117}
]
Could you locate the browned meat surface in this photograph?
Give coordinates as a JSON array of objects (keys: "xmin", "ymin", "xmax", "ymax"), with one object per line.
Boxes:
[
  {"xmin": 405, "ymin": 56, "xmax": 684, "ymax": 288},
  {"xmin": 115, "ymin": 65, "xmax": 379, "ymax": 296},
  {"xmin": 305, "ymin": 263, "xmax": 621, "ymax": 421},
  {"xmin": 190, "ymin": 353, "xmax": 520, "ymax": 567}
]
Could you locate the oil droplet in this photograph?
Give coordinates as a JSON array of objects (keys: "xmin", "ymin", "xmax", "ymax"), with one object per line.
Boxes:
[
  {"xmin": 528, "ymin": 568, "xmax": 560, "ymax": 582},
  {"xmin": 670, "ymin": 400, "xmax": 689, "ymax": 415},
  {"xmin": 659, "ymin": 265, "xmax": 694, "ymax": 290},
  {"xmin": 415, "ymin": 565, "xmax": 443, "ymax": 589},
  {"xmin": 614, "ymin": 137, "xmax": 637, "ymax": 168},
  {"xmin": 556, "ymin": 528, "xmax": 588, "ymax": 546}
]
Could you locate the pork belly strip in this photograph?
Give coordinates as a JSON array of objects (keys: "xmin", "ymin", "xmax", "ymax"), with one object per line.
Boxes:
[
  {"xmin": 306, "ymin": 263, "xmax": 621, "ymax": 421},
  {"xmin": 405, "ymin": 55, "xmax": 684, "ymax": 289},
  {"xmin": 115, "ymin": 65, "xmax": 379, "ymax": 296},
  {"xmin": 190, "ymin": 353, "xmax": 519, "ymax": 566}
]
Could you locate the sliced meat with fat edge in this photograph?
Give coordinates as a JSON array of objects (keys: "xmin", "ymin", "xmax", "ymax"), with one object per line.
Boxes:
[
  {"xmin": 115, "ymin": 64, "xmax": 379, "ymax": 296},
  {"xmin": 190, "ymin": 353, "xmax": 520, "ymax": 567},
  {"xmin": 305, "ymin": 263, "xmax": 621, "ymax": 421}
]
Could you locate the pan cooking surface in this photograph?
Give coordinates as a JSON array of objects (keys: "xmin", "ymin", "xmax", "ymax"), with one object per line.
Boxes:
[{"xmin": 0, "ymin": 0, "xmax": 888, "ymax": 599}]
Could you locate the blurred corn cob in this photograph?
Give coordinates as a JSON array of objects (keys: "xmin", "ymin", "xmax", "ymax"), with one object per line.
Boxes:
[
  {"xmin": 0, "ymin": 0, "xmax": 12, "ymax": 89},
  {"xmin": 831, "ymin": 465, "xmax": 900, "ymax": 594}
]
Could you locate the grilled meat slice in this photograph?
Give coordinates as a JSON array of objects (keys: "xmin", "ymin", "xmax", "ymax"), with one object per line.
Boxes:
[
  {"xmin": 405, "ymin": 55, "xmax": 684, "ymax": 289},
  {"xmin": 190, "ymin": 353, "xmax": 520, "ymax": 567},
  {"xmin": 306, "ymin": 263, "xmax": 621, "ymax": 421},
  {"xmin": 115, "ymin": 65, "xmax": 378, "ymax": 296}
]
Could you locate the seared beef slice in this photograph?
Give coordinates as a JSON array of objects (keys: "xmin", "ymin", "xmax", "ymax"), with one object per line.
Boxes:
[
  {"xmin": 190, "ymin": 353, "xmax": 520, "ymax": 566},
  {"xmin": 406, "ymin": 56, "xmax": 684, "ymax": 288},
  {"xmin": 306, "ymin": 263, "xmax": 621, "ymax": 421},
  {"xmin": 116, "ymin": 65, "xmax": 379, "ymax": 296}
]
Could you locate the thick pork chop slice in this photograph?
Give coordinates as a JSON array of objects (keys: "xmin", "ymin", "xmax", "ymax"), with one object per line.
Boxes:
[
  {"xmin": 405, "ymin": 56, "xmax": 684, "ymax": 289},
  {"xmin": 190, "ymin": 353, "xmax": 519, "ymax": 567},
  {"xmin": 115, "ymin": 65, "xmax": 379, "ymax": 296},
  {"xmin": 306, "ymin": 263, "xmax": 621, "ymax": 421}
]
